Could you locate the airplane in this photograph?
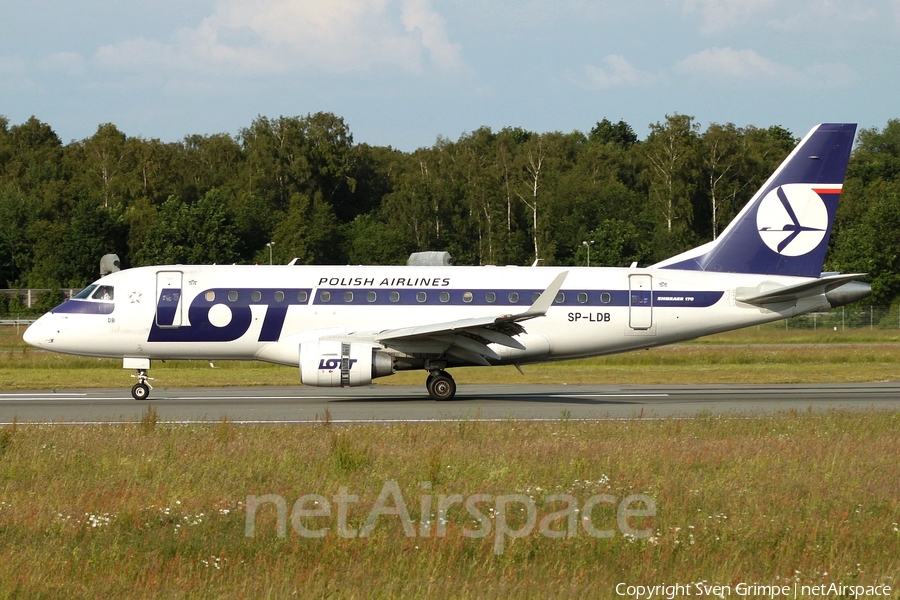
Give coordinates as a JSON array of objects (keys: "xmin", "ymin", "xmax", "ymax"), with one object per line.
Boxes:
[{"xmin": 23, "ymin": 123, "xmax": 870, "ymax": 401}]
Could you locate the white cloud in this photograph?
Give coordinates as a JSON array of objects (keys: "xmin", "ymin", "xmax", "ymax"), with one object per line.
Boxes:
[
  {"xmin": 677, "ymin": 47, "xmax": 793, "ymax": 80},
  {"xmin": 581, "ymin": 55, "xmax": 658, "ymax": 89},
  {"xmin": 0, "ymin": 56, "xmax": 39, "ymax": 92},
  {"xmin": 681, "ymin": 0, "xmax": 776, "ymax": 34},
  {"xmin": 682, "ymin": 0, "xmax": 884, "ymax": 34},
  {"xmin": 769, "ymin": 0, "xmax": 879, "ymax": 30},
  {"xmin": 676, "ymin": 47, "xmax": 856, "ymax": 88},
  {"xmin": 0, "ymin": 56, "xmax": 28, "ymax": 74},
  {"xmin": 94, "ymin": 0, "xmax": 465, "ymax": 77},
  {"xmin": 401, "ymin": 0, "xmax": 464, "ymax": 72},
  {"xmin": 39, "ymin": 52, "xmax": 86, "ymax": 77}
]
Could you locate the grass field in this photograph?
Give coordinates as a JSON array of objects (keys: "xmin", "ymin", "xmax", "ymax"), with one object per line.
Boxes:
[
  {"xmin": 3, "ymin": 326, "xmax": 900, "ymax": 390},
  {"xmin": 0, "ymin": 411, "xmax": 897, "ymax": 598},
  {"xmin": 2, "ymin": 326, "xmax": 899, "ymax": 597}
]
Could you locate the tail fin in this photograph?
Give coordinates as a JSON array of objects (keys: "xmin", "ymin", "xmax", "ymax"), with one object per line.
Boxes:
[{"xmin": 653, "ymin": 123, "xmax": 857, "ymax": 277}]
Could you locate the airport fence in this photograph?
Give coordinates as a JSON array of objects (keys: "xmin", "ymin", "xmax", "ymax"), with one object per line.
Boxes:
[{"xmin": 775, "ymin": 305, "xmax": 900, "ymax": 331}]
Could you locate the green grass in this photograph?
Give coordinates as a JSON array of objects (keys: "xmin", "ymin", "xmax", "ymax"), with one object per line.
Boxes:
[
  {"xmin": 3, "ymin": 328, "xmax": 899, "ymax": 596},
  {"xmin": 3, "ymin": 326, "xmax": 900, "ymax": 390},
  {"xmin": 0, "ymin": 411, "xmax": 897, "ymax": 598}
]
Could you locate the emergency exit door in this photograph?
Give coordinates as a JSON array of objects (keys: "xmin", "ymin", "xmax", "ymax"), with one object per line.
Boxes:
[
  {"xmin": 628, "ymin": 274, "xmax": 652, "ymax": 330},
  {"xmin": 155, "ymin": 270, "xmax": 183, "ymax": 328}
]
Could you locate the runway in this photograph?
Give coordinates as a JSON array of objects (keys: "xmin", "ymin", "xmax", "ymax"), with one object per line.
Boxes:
[{"xmin": 0, "ymin": 382, "xmax": 898, "ymax": 424}]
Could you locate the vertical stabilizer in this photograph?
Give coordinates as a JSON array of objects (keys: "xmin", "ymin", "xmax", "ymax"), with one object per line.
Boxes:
[{"xmin": 653, "ymin": 123, "xmax": 857, "ymax": 277}]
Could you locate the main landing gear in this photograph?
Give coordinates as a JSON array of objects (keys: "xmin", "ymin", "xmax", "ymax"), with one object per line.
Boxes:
[
  {"xmin": 131, "ymin": 368, "xmax": 154, "ymax": 401},
  {"xmin": 426, "ymin": 370, "xmax": 456, "ymax": 401}
]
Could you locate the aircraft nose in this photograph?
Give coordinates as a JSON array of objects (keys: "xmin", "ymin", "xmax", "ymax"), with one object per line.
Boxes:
[{"xmin": 23, "ymin": 316, "xmax": 51, "ymax": 348}]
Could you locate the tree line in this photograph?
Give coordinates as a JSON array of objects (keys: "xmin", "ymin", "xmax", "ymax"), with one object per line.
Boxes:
[{"xmin": 1, "ymin": 112, "xmax": 898, "ymax": 305}]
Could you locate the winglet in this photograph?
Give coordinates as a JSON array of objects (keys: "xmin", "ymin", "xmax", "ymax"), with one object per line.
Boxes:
[{"xmin": 502, "ymin": 271, "xmax": 568, "ymax": 322}]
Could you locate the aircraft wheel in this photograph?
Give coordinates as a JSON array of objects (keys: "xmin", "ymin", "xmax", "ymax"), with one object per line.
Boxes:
[
  {"xmin": 427, "ymin": 372, "xmax": 456, "ymax": 401},
  {"xmin": 131, "ymin": 382, "xmax": 151, "ymax": 401}
]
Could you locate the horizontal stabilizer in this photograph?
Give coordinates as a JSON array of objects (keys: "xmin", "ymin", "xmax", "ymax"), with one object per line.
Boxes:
[{"xmin": 736, "ymin": 273, "xmax": 867, "ymax": 305}]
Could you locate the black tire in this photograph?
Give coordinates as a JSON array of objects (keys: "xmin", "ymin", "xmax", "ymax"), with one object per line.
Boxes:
[
  {"xmin": 131, "ymin": 382, "xmax": 150, "ymax": 401},
  {"xmin": 427, "ymin": 373, "xmax": 456, "ymax": 401}
]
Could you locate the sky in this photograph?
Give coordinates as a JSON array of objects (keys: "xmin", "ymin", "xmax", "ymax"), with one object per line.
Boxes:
[{"xmin": 2, "ymin": 0, "xmax": 899, "ymax": 150}]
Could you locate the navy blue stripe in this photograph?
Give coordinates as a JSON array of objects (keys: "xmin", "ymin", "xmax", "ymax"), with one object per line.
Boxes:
[
  {"xmin": 312, "ymin": 289, "xmax": 723, "ymax": 308},
  {"xmin": 52, "ymin": 300, "xmax": 114, "ymax": 315}
]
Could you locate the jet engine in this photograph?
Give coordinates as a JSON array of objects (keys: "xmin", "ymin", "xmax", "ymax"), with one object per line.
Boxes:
[{"xmin": 299, "ymin": 340, "xmax": 394, "ymax": 387}]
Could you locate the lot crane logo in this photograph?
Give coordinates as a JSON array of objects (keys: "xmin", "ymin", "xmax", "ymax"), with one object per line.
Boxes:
[{"xmin": 756, "ymin": 184, "xmax": 829, "ymax": 257}]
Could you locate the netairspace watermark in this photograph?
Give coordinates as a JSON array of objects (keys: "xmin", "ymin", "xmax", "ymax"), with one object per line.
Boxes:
[
  {"xmin": 244, "ymin": 480, "xmax": 656, "ymax": 554},
  {"xmin": 615, "ymin": 582, "xmax": 893, "ymax": 599}
]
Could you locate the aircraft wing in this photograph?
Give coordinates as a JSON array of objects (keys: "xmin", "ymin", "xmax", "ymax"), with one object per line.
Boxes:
[
  {"xmin": 367, "ymin": 271, "xmax": 568, "ymax": 366},
  {"xmin": 735, "ymin": 273, "xmax": 867, "ymax": 305}
]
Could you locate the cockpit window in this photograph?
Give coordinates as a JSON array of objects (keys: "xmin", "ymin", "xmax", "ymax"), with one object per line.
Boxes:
[
  {"xmin": 74, "ymin": 285, "xmax": 98, "ymax": 299},
  {"xmin": 91, "ymin": 286, "xmax": 114, "ymax": 301}
]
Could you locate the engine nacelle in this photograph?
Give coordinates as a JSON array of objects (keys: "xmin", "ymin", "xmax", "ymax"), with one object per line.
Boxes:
[{"xmin": 299, "ymin": 340, "xmax": 394, "ymax": 387}]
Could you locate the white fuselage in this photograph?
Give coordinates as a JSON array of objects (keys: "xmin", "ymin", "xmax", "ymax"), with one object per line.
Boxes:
[{"xmin": 24, "ymin": 264, "xmax": 830, "ymax": 370}]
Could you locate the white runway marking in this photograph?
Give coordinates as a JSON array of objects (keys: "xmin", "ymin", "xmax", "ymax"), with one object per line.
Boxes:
[{"xmin": 550, "ymin": 393, "xmax": 669, "ymax": 398}]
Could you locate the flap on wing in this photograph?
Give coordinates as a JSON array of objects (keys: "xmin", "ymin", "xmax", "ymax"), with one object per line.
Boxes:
[
  {"xmin": 372, "ymin": 271, "xmax": 568, "ymax": 361},
  {"xmin": 735, "ymin": 273, "xmax": 866, "ymax": 305}
]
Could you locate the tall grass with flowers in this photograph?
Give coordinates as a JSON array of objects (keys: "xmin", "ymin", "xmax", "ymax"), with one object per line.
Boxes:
[{"xmin": 0, "ymin": 410, "xmax": 897, "ymax": 598}]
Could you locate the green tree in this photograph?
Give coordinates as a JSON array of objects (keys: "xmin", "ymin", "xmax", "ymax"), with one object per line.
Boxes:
[
  {"xmin": 271, "ymin": 192, "xmax": 343, "ymax": 265},
  {"xmin": 829, "ymin": 179, "xmax": 900, "ymax": 303},
  {"xmin": 589, "ymin": 118, "xmax": 637, "ymax": 148},
  {"xmin": 700, "ymin": 123, "xmax": 743, "ymax": 240},
  {"xmin": 0, "ymin": 187, "xmax": 37, "ymax": 286},
  {"xmin": 55, "ymin": 197, "xmax": 126, "ymax": 286},
  {"xmin": 641, "ymin": 114, "xmax": 701, "ymax": 258},
  {"xmin": 81, "ymin": 123, "xmax": 129, "ymax": 208},
  {"xmin": 135, "ymin": 189, "xmax": 240, "ymax": 265},
  {"xmin": 574, "ymin": 219, "xmax": 650, "ymax": 267},
  {"xmin": 345, "ymin": 214, "xmax": 413, "ymax": 265}
]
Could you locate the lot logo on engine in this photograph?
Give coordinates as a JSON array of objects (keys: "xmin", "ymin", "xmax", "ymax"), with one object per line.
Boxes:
[{"xmin": 319, "ymin": 358, "xmax": 358, "ymax": 370}]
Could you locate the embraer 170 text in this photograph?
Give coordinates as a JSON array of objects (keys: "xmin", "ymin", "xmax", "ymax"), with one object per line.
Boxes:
[{"xmin": 24, "ymin": 123, "xmax": 870, "ymax": 400}]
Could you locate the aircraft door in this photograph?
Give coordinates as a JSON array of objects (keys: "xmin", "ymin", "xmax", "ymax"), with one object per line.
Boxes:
[
  {"xmin": 628, "ymin": 274, "xmax": 652, "ymax": 330},
  {"xmin": 155, "ymin": 270, "xmax": 183, "ymax": 328}
]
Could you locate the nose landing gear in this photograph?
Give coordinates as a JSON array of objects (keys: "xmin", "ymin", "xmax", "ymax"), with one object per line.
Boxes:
[
  {"xmin": 124, "ymin": 358, "xmax": 154, "ymax": 400},
  {"xmin": 131, "ymin": 368, "xmax": 154, "ymax": 400}
]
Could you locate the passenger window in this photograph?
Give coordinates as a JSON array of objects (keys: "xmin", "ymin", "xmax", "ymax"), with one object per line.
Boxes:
[
  {"xmin": 390, "ymin": 291, "xmax": 400, "ymax": 303},
  {"xmin": 601, "ymin": 292, "xmax": 611, "ymax": 304},
  {"xmin": 577, "ymin": 292, "xmax": 588, "ymax": 304},
  {"xmin": 344, "ymin": 291, "xmax": 353, "ymax": 303},
  {"xmin": 486, "ymin": 292, "xmax": 496, "ymax": 303},
  {"xmin": 320, "ymin": 291, "xmax": 331, "ymax": 303},
  {"xmin": 227, "ymin": 291, "xmax": 238, "ymax": 302},
  {"xmin": 440, "ymin": 291, "xmax": 450, "ymax": 303},
  {"xmin": 274, "ymin": 291, "xmax": 285, "ymax": 302},
  {"xmin": 416, "ymin": 292, "xmax": 427, "ymax": 303},
  {"xmin": 508, "ymin": 292, "xmax": 519, "ymax": 303},
  {"xmin": 205, "ymin": 291, "xmax": 216, "ymax": 302},
  {"xmin": 298, "ymin": 291, "xmax": 308, "ymax": 303},
  {"xmin": 555, "ymin": 292, "xmax": 564, "ymax": 304},
  {"xmin": 532, "ymin": 292, "xmax": 541, "ymax": 302},
  {"xmin": 251, "ymin": 291, "xmax": 262, "ymax": 302},
  {"xmin": 367, "ymin": 291, "xmax": 377, "ymax": 303},
  {"xmin": 463, "ymin": 292, "xmax": 473, "ymax": 303}
]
